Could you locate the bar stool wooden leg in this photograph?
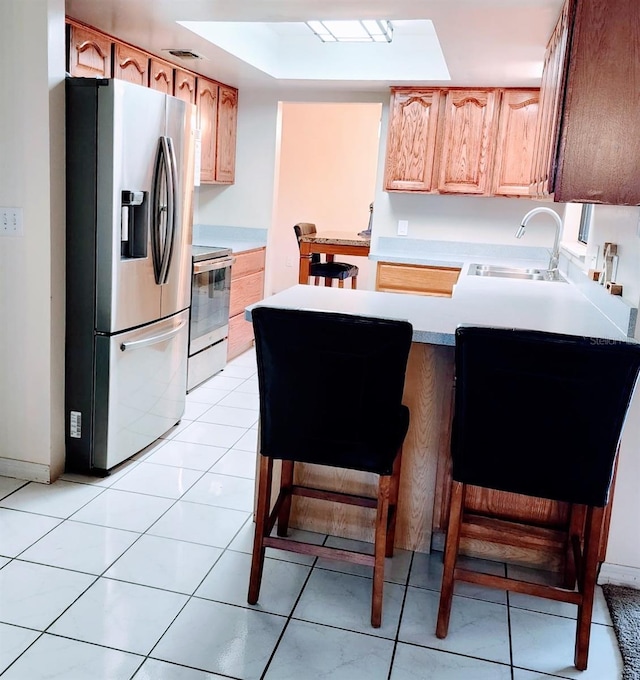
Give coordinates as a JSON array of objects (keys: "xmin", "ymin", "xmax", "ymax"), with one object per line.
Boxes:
[
  {"xmin": 338, "ymin": 279, "xmax": 344, "ymax": 288},
  {"xmin": 324, "ymin": 277, "xmax": 332, "ymax": 287},
  {"xmin": 436, "ymin": 480, "xmax": 465, "ymax": 638},
  {"xmin": 277, "ymin": 460, "xmax": 295, "ymax": 536},
  {"xmin": 314, "ymin": 276, "xmax": 320, "ymax": 286},
  {"xmin": 372, "ymin": 474, "xmax": 391, "ymax": 628},
  {"xmin": 385, "ymin": 448, "xmax": 403, "ymax": 557},
  {"xmin": 564, "ymin": 504, "xmax": 586, "ymax": 589},
  {"xmin": 352, "ymin": 277, "xmax": 358, "ymax": 289},
  {"xmin": 574, "ymin": 505, "xmax": 605, "ymax": 670},
  {"xmin": 248, "ymin": 456, "xmax": 273, "ymax": 604}
]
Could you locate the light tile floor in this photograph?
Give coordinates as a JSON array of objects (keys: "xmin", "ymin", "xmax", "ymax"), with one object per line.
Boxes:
[{"xmin": 0, "ymin": 348, "xmax": 623, "ymax": 679}]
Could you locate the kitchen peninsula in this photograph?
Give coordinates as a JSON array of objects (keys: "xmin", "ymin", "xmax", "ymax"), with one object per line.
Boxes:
[{"xmin": 246, "ymin": 274, "xmax": 634, "ymax": 570}]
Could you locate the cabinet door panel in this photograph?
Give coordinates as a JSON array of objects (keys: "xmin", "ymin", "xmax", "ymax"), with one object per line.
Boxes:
[
  {"xmin": 113, "ymin": 43, "xmax": 149, "ymax": 86},
  {"xmin": 197, "ymin": 78, "xmax": 219, "ymax": 184},
  {"xmin": 149, "ymin": 58, "xmax": 173, "ymax": 95},
  {"xmin": 216, "ymin": 85, "xmax": 238, "ymax": 183},
  {"xmin": 229, "ymin": 271, "xmax": 264, "ymax": 318},
  {"xmin": 493, "ymin": 90, "xmax": 540, "ymax": 197},
  {"xmin": 68, "ymin": 24, "xmax": 112, "ymax": 78},
  {"xmin": 437, "ymin": 89, "xmax": 498, "ymax": 195},
  {"xmin": 174, "ymin": 69, "xmax": 196, "ymax": 105},
  {"xmin": 384, "ymin": 89, "xmax": 441, "ymax": 192}
]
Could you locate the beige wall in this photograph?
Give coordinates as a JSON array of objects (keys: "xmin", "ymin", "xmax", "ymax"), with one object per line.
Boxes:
[
  {"xmin": 269, "ymin": 102, "xmax": 382, "ymax": 294},
  {"xmin": 0, "ymin": 0, "xmax": 66, "ymax": 481}
]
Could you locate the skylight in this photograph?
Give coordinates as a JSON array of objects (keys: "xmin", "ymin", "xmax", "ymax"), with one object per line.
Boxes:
[{"xmin": 306, "ymin": 20, "xmax": 393, "ymax": 43}]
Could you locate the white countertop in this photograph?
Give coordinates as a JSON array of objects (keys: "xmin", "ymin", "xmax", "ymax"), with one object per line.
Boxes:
[{"xmin": 246, "ymin": 273, "xmax": 630, "ymax": 346}]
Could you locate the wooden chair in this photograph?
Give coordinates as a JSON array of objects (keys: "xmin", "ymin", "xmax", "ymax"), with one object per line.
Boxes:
[
  {"xmin": 294, "ymin": 222, "xmax": 359, "ymax": 288},
  {"xmin": 436, "ymin": 325, "xmax": 640, "ymax": 670},
  {"xmin": 248, "ymin": 307, "xmax": 413, "ymax": 627}
]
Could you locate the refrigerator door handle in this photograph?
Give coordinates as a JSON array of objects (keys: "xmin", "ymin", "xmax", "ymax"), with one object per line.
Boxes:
[
  {"xmin": 150, "ymin": 138, "xmax": 166, "ymax": 284},
  {"xmin": 120, "ymin": 319, "xmax": 186, "ymax": 352},
  {"xmin": 159, "ymin": 137, "xmax": 178, "ymax": 284}
]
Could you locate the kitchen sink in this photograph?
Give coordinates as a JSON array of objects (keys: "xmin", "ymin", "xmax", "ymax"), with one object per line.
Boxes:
[{"xmin": 468, "ymin": 263, "xmax": 566, "ymax": 282}]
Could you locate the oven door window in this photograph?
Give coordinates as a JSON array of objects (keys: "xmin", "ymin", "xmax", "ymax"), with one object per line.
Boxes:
[{"xmin": 191, "ymin": 265, "xmax": 231, "ymax": 344}]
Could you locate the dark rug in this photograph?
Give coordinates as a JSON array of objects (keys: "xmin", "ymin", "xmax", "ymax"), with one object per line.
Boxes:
[{"xmin": 602, "ymin": 584, "xmax": 640, "ymax": 680}]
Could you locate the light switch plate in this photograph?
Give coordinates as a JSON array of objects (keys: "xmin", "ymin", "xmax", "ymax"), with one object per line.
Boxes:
[{"xmin": 397, "ymin": 219, "xmax": 409, "ymax": 236}]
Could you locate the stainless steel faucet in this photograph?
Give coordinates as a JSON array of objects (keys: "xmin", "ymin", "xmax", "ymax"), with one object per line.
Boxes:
[{"xmin": 515, "ymin": 207, "xmax": 563, "ymax": 279}]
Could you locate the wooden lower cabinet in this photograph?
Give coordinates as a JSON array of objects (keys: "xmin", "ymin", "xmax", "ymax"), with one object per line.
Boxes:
[
  {"xmin": 376, "ymin": 262, "xmax": 461, "ymax": 297},
  {"xmin": 228, "ymin": 248, "xmax": 265, "ymax": 360}
]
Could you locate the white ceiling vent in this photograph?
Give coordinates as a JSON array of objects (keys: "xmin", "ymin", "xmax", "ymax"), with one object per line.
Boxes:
[{"xmin": 163, "ymin": 49, "xmax": 205, "ymax": 60}]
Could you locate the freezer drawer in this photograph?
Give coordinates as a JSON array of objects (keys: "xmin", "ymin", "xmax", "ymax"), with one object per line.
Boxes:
[{"xmin": 93, "ymin": 310, "xmax": 189, "ymax": 470}]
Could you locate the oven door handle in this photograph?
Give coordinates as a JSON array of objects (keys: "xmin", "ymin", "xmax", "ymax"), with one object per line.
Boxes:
[{"xmin": 193, "ymin": 256, "xmax": 235, "ymax": 275}]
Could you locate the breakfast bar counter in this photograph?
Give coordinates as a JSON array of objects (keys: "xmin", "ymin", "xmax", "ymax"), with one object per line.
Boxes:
[{"xmin": 246, "ymin": 280, "xmax": 632, "ymax": 565}]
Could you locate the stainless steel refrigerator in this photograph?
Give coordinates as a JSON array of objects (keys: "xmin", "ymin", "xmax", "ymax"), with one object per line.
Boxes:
[{"xmin": 65, "ymin": 78, "xmax": 195, "ymax": 473}]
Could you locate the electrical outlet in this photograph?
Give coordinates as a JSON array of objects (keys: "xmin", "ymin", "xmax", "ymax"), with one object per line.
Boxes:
[
  {"xmin": 0, "ymin": 207, "xmax": 23, "ymax": 236},
  {"xmin": 285, "ymin": 256, "xmax": 293, "ymax": 267},
  {"xmin": 397, "ymin": 219, "xmax": 409, "ymax": 236}
]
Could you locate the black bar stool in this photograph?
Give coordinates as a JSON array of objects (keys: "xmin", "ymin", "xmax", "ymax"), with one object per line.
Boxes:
[
  {"xmin": 436, "ymin": 325, "xmax": 640, "ymax": 670},
  {"xmin": 248, "ymin": 306, "xmax": 412, "ymax": 627}
]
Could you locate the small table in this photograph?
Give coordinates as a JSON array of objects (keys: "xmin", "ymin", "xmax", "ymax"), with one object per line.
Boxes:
[{"xmin": 297, "ymin": 230, "xmax": 371, "ymax": 285}]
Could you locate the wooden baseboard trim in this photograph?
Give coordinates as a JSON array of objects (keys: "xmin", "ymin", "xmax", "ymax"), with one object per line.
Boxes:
[
  {"xmin": 598, "ymin": 562, "xmax": 640, "ymax": 588},
  {"xmin": 0, "ymin": 458, "xmax": 51, "ymax": 484}
]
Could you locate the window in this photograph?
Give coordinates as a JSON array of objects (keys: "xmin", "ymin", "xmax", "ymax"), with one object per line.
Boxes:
[{"xmin": 578, "ymin": 203, "xmax": 593, "ymax": 244}]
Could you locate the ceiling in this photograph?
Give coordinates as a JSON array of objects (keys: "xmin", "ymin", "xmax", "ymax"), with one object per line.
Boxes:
[{"xmin": 65, "ymin": 0, "xmax": 565, "ymax": 93}]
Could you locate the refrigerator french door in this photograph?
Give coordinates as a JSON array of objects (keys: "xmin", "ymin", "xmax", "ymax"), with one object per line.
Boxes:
[{"xmin": 65, "ymin": 78, "xmax": 195, "ymax": 473}]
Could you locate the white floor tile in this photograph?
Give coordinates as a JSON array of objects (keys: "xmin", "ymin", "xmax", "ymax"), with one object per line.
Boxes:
[
  {"xmin": 19, "ymin": 520, "xmax": 139, "ymax": 574},
  {"xmin": 201, "ymin": 374, "xmax": 245, "ymax": 391},
  {"xmin": 234, "ymin": 378, "xmax": 259, "ymax": 395},
  {"xmin": 398, "ymin": 587, "xmax": 511, "ymax": 665},
  {"xmin": 409, "ymin": 550, "xmax": 507, "ymax": 604},
  {"xmin": 70, "ymin": 488, "xmax": 174, "ymax": 532},
  {"xmin": 0, "ymin": 623, "xmax": 40, "ymax": 674},
  {"xmin": 105, "ymin": 534, "xmax": 222, "ymax": 594},
  {"xmin": 217, "ymin": 391, "xmax": 261, "ymax": 411},
  {"xmin": 0, "ymin": 480, "xmax": 103, "ymax": 519},
  {"xmin": 210, "ymin": 448, "xmax": 257, "ymax": 479},
  {"xmin": 0, "ymin": 560, "xmax": 94, "ymax": 629},
  {"xmin": 231, "ymin": 428, "xmax": 259, "ymax": 452},
  {"xmin": 513, "ymin": 670, "xmax": 567, "ymax": 680},
  {"xmin": 0, "ymin": 556, "xmax": 9, "ymax": 569},
  {"xmin": 265, "ymin": 619, "xmax": 394, "ymax": 680},
  {"xmin": 185, "ymin": 388, "xmax": 230, "ymax": 406},
  {"xmin": 0, "ymin": 634, "xmax": 143, "ymax": 680},
  {"xmin": 197, "ymin": 404, "xmax": 259, "ymax": 428},
  {"xmin": 152, "ymin": 598, "xmax": 286, "ymax": 680},
  {"xmin": 181, "ymin": 472, "xmax": 255, "ymax": 512},
  {"xmin": 196, "ymin": 551, "xmax": 310, "ymax": 615},
  {"xmin": 316, "ymin": 536, "xmax": 413, "ymax": 584},
  {"xmin": 229, "ymin": 349, "xmax": 256, "ymax": 367},
  {"xmin": 60, "ymin": 457, "xmax": 141, "ymax": 488},
  {"xmin": 50, "ymin": 578, "xmax": 188, "ymax": 655},
  {"xmin": 509, "ymin": 607, "xmax": 623, "ymax": 679},
  {"xmin": 159, "ymin": 420, "xmax": 191, "ymax": 440},
  {"xmin": 147, "ymin": 500, "xmax": 249, "ymax": 548},
  {"xmin": 0, "ymin": 508, "xmax": 61, "ymax": 558},
  {"xmin": 110, "ymin": 462, "xmax": 203, "ymax": 499},
  {"xmin": 144, "ymin": 441, "xmax": 228, "ymax": 471},
  {"xmin": 135, "ymin": 658, "xmax": 229, "ymax": 679},
  {"xmin": 509, "ymin": 586, "xmax": 612, "ymax": 627},
  {"xmin": 220, "ymin": 364, "xmax": 256, "ymax": 380},
  {"xmin": 293, "ymin": 568, "xmax": 404, "ymax": 639},
  {"xmin": 171, "ymin": 421, "xmax": 247, "ymax": 449},
  {"xmin": 182, "ymin": 401, "xmax": 215, "ymax": 421},
  {"xmin": 390, "ymin": 642, "xmax": 512, "ymax": 680},
  {"xmin": 0, "ymin": 477, "xmax": 28, "ymax": 500}
]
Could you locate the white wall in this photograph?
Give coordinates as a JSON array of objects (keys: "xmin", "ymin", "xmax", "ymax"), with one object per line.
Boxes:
[{"xmin": 0, "ymin": 0, "xmax": 66, "ymax": 482}]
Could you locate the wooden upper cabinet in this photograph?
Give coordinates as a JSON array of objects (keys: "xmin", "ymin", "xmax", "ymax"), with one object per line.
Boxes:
[
  {"xmin": 384, "ymin": 88, "xmax": 441, "ymax": 192},
  {"xmin": 113, "ymin": 42, "xmax": 149, "ymax": 86},
  {"xmin": 493, "ymin": 90, "xmax": 540, "ymax": 197},
  {"xmin": 552, "ymin": 0, "xmax": 640, "ymax": 204},
  {"xmin": 197, "ymin": 78, "xmax": 219, "ymax": 183},
  {"xmin": 530, "ymin": 0, "xmax": 574, "ymax": 199},
  {"xmin": 437, "ymin": 89, "xmax": 498, "ymax": 195},
  {"xmin": 68, "ymin": 23, "xmax": 112, "ymax": 78},
  {"xmin": 216, "ymin": 85, "xmax": 238, "ymax": 184},
  {"xmin": 174, "ymin": 69, "xmax": 197, "ymax": 105},
  {"xmin": 149, "ymin": 58, "xmax": 174, "ymax": 95}
]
